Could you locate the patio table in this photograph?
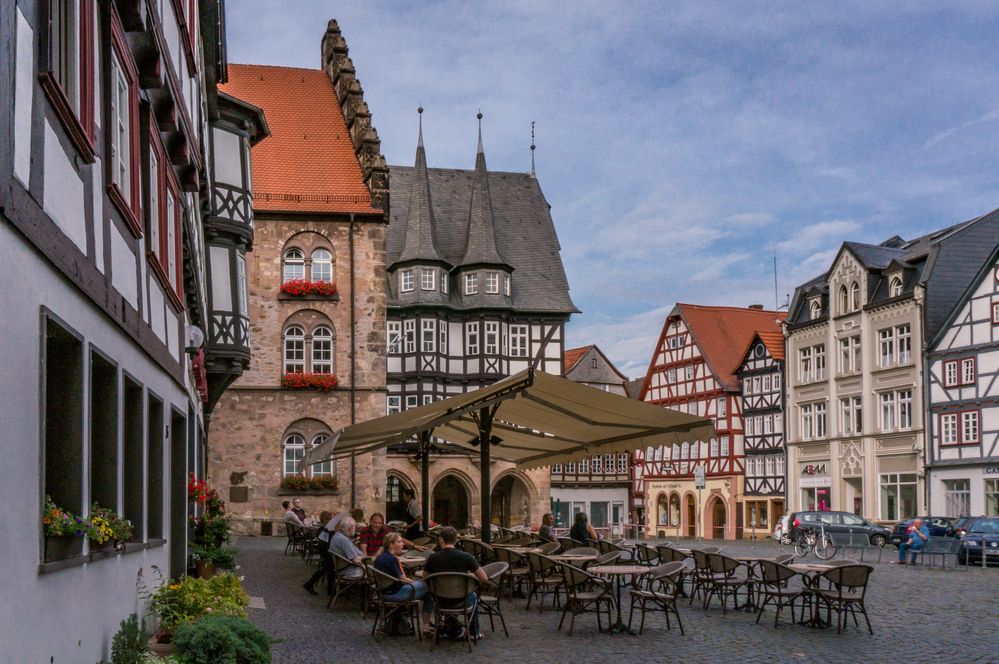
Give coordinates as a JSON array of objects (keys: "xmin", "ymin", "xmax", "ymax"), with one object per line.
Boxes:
[
  {"xmin": 549, "ymin": 554, "xmax": 597, "ymax": 564},
  {"xmin": 787, "ymin": 562, "xmax": 842, "ymax": 628},
  {"xmin": 586, "ymin": 564, "xmax": 651, "ymax": 635}
]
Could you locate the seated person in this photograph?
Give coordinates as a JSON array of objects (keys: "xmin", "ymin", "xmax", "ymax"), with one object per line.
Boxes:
[
  {"xmin": 325, "ymin": 507, "xmax": 365, "ymax": 534},
  {"xmin": 538, "ymin": 513, "xmax": 556, "ymax": 541},
  {"xmin": 303, "ymin": 511, "xmax": 334, "ymax": 595},
  {"xmin": 374, "ymin": 532, "xmax": 432, "ymax": 632},
  {"xmin": 897, "ymin": 518, "xmax": 930, "ymax": 564},
  {"xmin": 424, "ymin": 526, "xmax": 488, "ymax": 641},
  {"xmin": 328, "ymin": 517, "xmax": 366, "ymax": 580},
  {"xmin": 360, "ymin": 513, "xmax": 427, "ymax": 557},
  {"xmin": 291, "ymin": 497, "xmax": 307, "ymax": 523},
  {"xmin": 282, "ymin": 500, "xmax": 304, "ymax": 527},
  {"xmin": 569, "ymin": 511, "xmax": 597, "ymax": 543}
]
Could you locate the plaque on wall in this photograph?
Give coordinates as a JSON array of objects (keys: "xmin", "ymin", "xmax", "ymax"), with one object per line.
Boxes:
[{"xmin": 229, "ymin": 486, "xmax": 249, "ymax": 503}]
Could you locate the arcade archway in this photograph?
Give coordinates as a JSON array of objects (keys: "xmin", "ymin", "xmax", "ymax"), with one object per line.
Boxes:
[{"xmin": 432, "ymin": 474, "xmax": 469, "ymax": 528}]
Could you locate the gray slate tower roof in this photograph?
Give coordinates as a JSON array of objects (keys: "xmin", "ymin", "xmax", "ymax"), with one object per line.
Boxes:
[
  {"xmin": 458, "ymin": 114, "xmax": 508, "ymax": 269},
  {"xmin": 393, "ymin": 108, "xmax": 448, "ymax": 268}
]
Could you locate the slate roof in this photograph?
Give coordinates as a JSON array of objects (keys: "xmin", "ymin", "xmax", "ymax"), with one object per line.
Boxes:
[
  {"xmin": 393, "ymin": 117, "xmax": 447, "ymax": 267},
  {"xmin": 625, "ymin": 378, "xmax": 644, "ymax": 400},
  {"xmin": 386, "ymin": 165, "xmax": 577, "ymax": 314},
  {"xmin": 458, "ymin": 127, "xmax": 507, "ymax": 268},
  {"xmin": 221, "ymin": 64, "xmax": 379, "ymax": 216},
  {"xmin": 563, "ymin": 346, "xmax": 593, "ymax": 374}
]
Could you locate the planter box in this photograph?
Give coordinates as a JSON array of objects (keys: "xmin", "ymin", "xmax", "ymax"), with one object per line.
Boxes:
[
  {"xmin": 44, "ymin": 535, "xmax": 84, "ymax": 562},
  {"xmin": 147, "ymin": 635, "xmax": 175, "ymax": 658},
  {"xmin": 194, "ymin": 560, "xmax": 217, "ymax": 579},
  {"xmin": 89, "ymin": 539, "xmax": 116, "ymax": 554}
]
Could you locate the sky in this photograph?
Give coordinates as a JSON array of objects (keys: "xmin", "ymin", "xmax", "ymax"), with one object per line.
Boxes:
[{"xmin": 227, "ymin": 1, "xmax": 999, "ymax": 378}]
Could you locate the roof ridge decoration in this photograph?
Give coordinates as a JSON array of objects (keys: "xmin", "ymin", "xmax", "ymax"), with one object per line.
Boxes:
[
  {"xmin": 321, "ymin": 19, "xmax": 390, "ymax": 220},
  {"xmin": 458, "ymin": 112, "xmax": 508, "ymax": 268},
  {"xmin": 394, "ymin": 107, "xmax": 447, "ymax": 267}
]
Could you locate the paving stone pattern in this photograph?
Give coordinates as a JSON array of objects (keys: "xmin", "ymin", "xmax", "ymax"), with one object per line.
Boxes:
[{"xmin": 236, "ymin": 536, "xmax": 998, "ymax": 664}]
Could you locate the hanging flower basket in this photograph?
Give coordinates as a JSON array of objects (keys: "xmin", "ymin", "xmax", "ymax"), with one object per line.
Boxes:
[
  {"xmin": 281, "ymin": 373, "xmax": 338, "ymax": 391},
  {"xmin": 280, "ymin": 279, "xmax": 338, "ymax": 297}
]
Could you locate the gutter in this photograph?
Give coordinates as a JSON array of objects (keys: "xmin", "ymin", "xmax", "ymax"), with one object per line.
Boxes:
[{"xmin": 350, "ymin": 213, "xmax": 357, "ymax": 507}]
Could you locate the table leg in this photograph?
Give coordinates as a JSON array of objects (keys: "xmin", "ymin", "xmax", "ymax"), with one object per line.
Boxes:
[{"xmin": 604, "ymin": 576, "xmax": 637, "ymax": 635}]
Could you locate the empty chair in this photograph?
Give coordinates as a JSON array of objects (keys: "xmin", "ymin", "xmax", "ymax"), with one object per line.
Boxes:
[
  {"xmin": 425, "ymin": 572, "xmax": 481, "ymax": 652},
  {"xmin": 557, "ymin": 536, "xmax": 582, "ymax": 552},
  {"xmin": 812, "ymin": 564, "xmax": 874, "ymax": 635},
  {"xmin": 494, "ymin": 547, "xmax": 530, "ymax": 598},
  {"xmin": 478, "ymin": 561, "xmax": 510, "ymax": 637},
  {"xmin": 525, "ymin": 552, "xmax": 565, "ymax": 612},
  {"xmin": 537, "ymin": 541, "xmax": 560, "ymax": 555},
  {"xmin": 602, "ymin": 540, "xmax": 634, "ymax": 563},
  {"xmin": 627, "ymin": 561, "xmax": 686, "ymax": 635},
  {"xmin": 558, "ymin": 564, "xmax": 616, "ymax": 636},
  {"xmin": 702, "ymin": 553, "xmax": 748, "ymax": 614},
  {"xmin": 633, "ymin": 543, "xmax": 660, "ymax": 567},
  {"xmin": 774, "ymin": 553, "xmax": 795, "ymax": 565},
  {"xmin": 754, "ymin": 560, "xmax": 808, "ymax": 628}
]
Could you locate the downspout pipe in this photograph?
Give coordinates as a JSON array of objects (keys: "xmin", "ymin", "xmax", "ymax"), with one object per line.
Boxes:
[{"xmin": 350, "ymin": 213, "xmax": 357, "ymax": 508}]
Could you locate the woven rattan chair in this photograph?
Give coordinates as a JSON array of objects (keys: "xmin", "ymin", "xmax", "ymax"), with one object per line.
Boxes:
[
  {"xmin": 563, "ymin": 547, "xmax": 599, "ymax": 557},
  {"xmin": 369, "ymin": 567, "xmax": 424, "ymax": 640},
  {"xmin": 633, "ymin": 542, "xmax": 660, "ymax": 567},
  {"xmin": 478, "ymin": 561, "xmax": 510, "ymax": 637},
  {"xmin": 327, "ymin": 552, "xmax": 369, "ymax": 611},
  {"xmin": 284, "ymin": 522, "xmax": 304, "ymax": 556},
  {"xmin": 627, "ymin": 561, "xmax": 686, "ymax": 635},
  {"xmin": 537, "ymin": 541, "xmax": 560, "ymax": 555},
  {"xmin": 754, "ymin": 560, "xmax": 808, "ymax": 628},
  {"xmin": 703, "ymin": 553, "xmax": 748, "ymax": 614},
  {"xmin": 425, "ymin": 572, "xmax": 481, "ymax": 652},
  {"xmin": 687, "ymin": 549, "xmax": 716, "ymax": 605},
  {"xmin": 557, "ymin": 536, "xmax": 582, "ymax": 552},
  {"xmin": 525, "ymin": 552, "xmax": 565, "ymax": 612},
  {"xmin": 495, "ymin": 547, "xmax": 530, "ymax": 598},
  {"xmin": 558, "ymin": 564, "xmax": 615, "ymax": 636},
  {"xmin": 812, "ymin": 564, "xmax": 874, "ymax": 635}
]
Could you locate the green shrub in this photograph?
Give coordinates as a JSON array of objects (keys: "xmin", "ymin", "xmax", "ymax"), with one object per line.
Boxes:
[
  {"xmin": 109, "ymin": 613, "xmax": 149, "ymax": 664},
  {"xmin": 173, "ymin": 615, "xmax": 272, "ymax": 664},
  {"xmin": 142, "ymin": 570, "xmax": 249, "ymax": 634},
  {"xmin": 192, "ymin": 545, "xmax": 237, "ymax": 570}
]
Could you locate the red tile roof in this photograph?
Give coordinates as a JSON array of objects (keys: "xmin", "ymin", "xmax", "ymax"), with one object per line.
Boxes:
[
  {"xmin": 755, "ymin": 331, "xmax": 786, "ymax": 362},
  {"xmin": 221, "ymin": 64, "xmax": 380, "ymax": 215},
  {"xmin": 563, "ymin": 345, "xmax": 594, "ymax": 374},
  {"xmin": 676, "ymin": 304, "xmax": 786, "ymax": 390}
]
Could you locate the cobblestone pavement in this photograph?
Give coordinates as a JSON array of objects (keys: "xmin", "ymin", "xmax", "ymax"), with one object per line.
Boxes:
[{"xmin": 236, "ymin": 535, "xmax": 998, "ymax": 664}]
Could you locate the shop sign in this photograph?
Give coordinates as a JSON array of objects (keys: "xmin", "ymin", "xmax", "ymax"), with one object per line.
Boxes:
[
  {"xmin": 799, "ymin": 462, "xmax": 830, "ymax": 487},
  {"xmin": 985, "ymin": 466, "xmax": 999, "ymax": 475}
]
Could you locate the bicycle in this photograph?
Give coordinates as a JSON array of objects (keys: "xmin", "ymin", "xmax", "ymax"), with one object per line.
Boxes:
[{"xmin": 794, "ymin": 523, "xmax": 837, "ymax": 560}]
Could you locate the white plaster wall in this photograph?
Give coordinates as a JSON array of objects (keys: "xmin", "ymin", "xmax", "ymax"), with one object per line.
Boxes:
[
  {"xmin": 148, "ymin": 280, "xmax": 166, "ymax": 344},
  {"xmin": 0, "ymin": 221, "xmax": 185, "ymax": 664},
  {"xmin": 91, "ymin": 159, "xmax": 105, "ymax": 273},
  {"xmin": 111, "ymin": 225, "xmax": 138, "ymax": 307},
  {"xmin": 13, "ymin": 7, "xmax": 33, "ymax": 187},
  {"xmin": 43, "ymin": 120, "xmax": 87, "ymax": 252}
]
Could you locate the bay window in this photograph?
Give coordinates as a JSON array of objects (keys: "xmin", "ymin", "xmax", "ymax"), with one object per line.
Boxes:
[
  {"xmin": 403, "ymin": 320, "xmax": 415, "ymax": 353},
  {"xmin": 486, "ymin": 272, "xmax": 499, "ymax": 293},
  {"xmin": 485, "ymin": 322, "xmax": 499, "ymax": 355},
  {"xmin": 421, "ymin": 268, "xmax": 435, "ymax": 291},
  {"xmin": 510, "ymin": 325, "xmax": 528, "ymax": 357},
  {"xmin": 147, "ymin": 123, "xmax": 184, "ymax": 305},
  {"xmin": 421, "ymin": 319, "xmax": 436, "ymax": 353}
]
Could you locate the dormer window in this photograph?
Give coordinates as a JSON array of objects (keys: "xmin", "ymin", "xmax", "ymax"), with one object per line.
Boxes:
[
  {"xmin": 400, "ymin": 269, "xmax": 414, "ymax": 293},
  {"xmin": 283, "ymin": 249, "xmax": 304, "ymax": 283},
  {"xmin": 441, "ymin": 270, "xmax": 449, "ymax": 294},
  {"xmin": 850, "ymin": 282, "xmax": 861, "ymax": 310},
  {"xmin": 889, "ymin": 276, "xmax": 903, "ymax": 298},
  {"xmin": 504, "ymin": 275, "xmax": 511, "ymax": 296},
  {"xmin": 421, "ymin": 268, "xmax": 435, "ymax": 291},
  {"xmin": 486, "ymin": 272, "xmax": 499, "ymax": 294},
  {"xmin": 839, "ymin": 286, "xmax": 849, "ymax": 314},
  {"xmin": 809, "ymin": 300, "xmax": 822, "ymax": 320},
  {"xmin": 464, "ymin": 273, "xmax": 478, "ymax": 295}
]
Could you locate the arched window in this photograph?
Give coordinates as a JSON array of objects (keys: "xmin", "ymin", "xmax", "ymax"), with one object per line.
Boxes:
[
  {"xmin": 283, "ymin": 248, "xmax": 305, "ymax": 283},
  {"xmin": 850, "ymin": 282, "xmax": 860, "ymax": 310},
  {"xmin": 657, "ymin": 493, "xmax": 668, "ymax": 526},
  {"xmin": 889, "ymin": 276, "xmax": 903, "ymax": 298},
  {"xmin": 283, "ymin": 325, "xmax": 305, "ymax": 373},
  {"xmin": 839, "ymin": 285, "xmax": 849, "ymax": 314},
  {"xmin": 809, "ymin": 300, "xmax": 821, "ymax": 320},
  {"xmin": 312, "ymin": 326, "xmax": 333, "ymax": 374},
  {"xmin": 669, "ymin": 493, "xmax": 681, "ymax": 526},
  {"xmin": 283, "ymin": 434, "xmax": 305, "ymax": 476},
  {"xmin": 311, "ymin": 249, "xmax": 332, "ymax": 283},
  {"xmin": 311, "ymin": 434, "xmax": 332, "ymax": 477}
]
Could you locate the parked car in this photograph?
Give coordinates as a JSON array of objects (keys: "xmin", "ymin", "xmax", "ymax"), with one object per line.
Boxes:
[
  {"xmin": 771, "ymin": 515, "xmax": 791, "ymax": 545},
  {"xmin": 952, "ymin": 516, "xmax": 977, "ymax": 538},
  {"xmin": 889, "ymin": 516, "xmax": 956, "ymax": 547},
  {"xmin": 788, "ymin": 511, "xmax": 891, "ymax": 547},
  {"xmin": 958, "ymin": 517, "xmax": 999, "ymax": 566}
]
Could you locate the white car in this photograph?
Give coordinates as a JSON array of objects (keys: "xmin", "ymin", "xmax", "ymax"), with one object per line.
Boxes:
[{"xmin": 772, "ymin": 515, "xmax": 791, "ymax": 545}]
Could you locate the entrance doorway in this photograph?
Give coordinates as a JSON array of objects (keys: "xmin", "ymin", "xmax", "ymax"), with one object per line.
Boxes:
[
  {"xmin": 685, "ymin": 494, "xmax": 696, "ymax": 537},
  {"xmin": 709, "ymin": 497, "xmax": 727, "ymax": 540},
  {"xmin": 385, "ymin": 475, "xmax": 411, "ymax": 524},
  {"xmin": 432, "ymin": 475, "xmax": 469, "ymax": 528},
  {"xmin": 490, "ymin": 475, "xmax": 531, "ymax": 527}
]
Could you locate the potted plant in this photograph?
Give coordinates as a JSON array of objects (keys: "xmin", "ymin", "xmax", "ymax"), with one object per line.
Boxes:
[
  {"xmin": 88, "ymin": 503, "xmax": 133, "ymax": 553},
  {"xmin": 280, "ymin": 372, "xmax": 338, "ymax": 391},
  {"xmin": 191, "ymin": 546, "xmax": 236, "ymax": 579},
  {"xmin": 41, "ymin": 495, "xmax": 87, "ymax": 562},
  {"xmin": 279, "ymin": 278, "xmax": 338, "ymax": 297}
]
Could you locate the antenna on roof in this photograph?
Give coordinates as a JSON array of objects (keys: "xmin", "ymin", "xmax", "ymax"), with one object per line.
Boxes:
[
  {"xmin": 773, "ymin": 253, "xmax": 778, "ymax": 311},
  {"xmin": 530, "ymin": 121, "xmax": 536, "ymax": 178}
]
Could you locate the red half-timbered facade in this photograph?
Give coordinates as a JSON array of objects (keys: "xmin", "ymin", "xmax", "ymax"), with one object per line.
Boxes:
[{"xmin": 634, "ymin": 304, "xmax": 784, "ymax": 539}]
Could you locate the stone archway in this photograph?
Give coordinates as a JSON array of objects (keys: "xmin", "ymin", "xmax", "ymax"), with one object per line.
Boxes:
[
  {"xmin": 706, "ymin": 495, "xmax": 728, "ymax": 540},
  {"xmin": 432, "ymin": 474, "xmax": 470, "ymax": 528},
  {"xmin": 490, "ymin": 473, "xmax": 532, "ymax": 528},
  {"xmin": 384, "ymin": 473, "xmax": 413, "ymax": 525}
]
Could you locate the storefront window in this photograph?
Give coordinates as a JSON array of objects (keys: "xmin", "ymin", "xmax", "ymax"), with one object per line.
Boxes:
[
  {"xmin": 943, "ymin": 479, "xmax": 971, "ymax": 516},
  {"xmin": 591, "ymin": 502, "xmax": 608, "ymax": 527},
  {"xmin": 657, "ymin": 493, "xmax": 669, "ymax": 525},
  {"xmin": 669, "ymin": 494, "xmax": 681, "ymax": 526},
  {"xmin": 986, "ymin": 479, "xmax": 999, "ymax": 516},
  {"xmin": 801, "ymin": 487, "xmax": 831, "ymax": 512},
  {"xmin": 879, "ymin": 473, "xmax": 917, "ymax": 521}
]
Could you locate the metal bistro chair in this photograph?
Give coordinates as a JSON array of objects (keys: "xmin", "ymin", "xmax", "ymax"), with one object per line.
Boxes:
[
  {"xmin": 557, "ymin": 536, "xmax": 582, "ymax": 552},
  {"xmin": 478, "ymin": 561, "xmax": 511, "ymax": 637},
  {"xmin": 495, "ymin": 547, "xmax": 531, "ymax": 599},
  {"xmin": 424, "ymin": 572, "xmax": 481, "ymax": 652},
  {"xmin": 537, "ymin": 540, "xmax": 561, "ymax": 555},
  {"xmin": 284, "ymin": 522, "xmax": 304, "ymax": 556},
  {"xmin": 627, "ymin": 561, "xmax": 686, "ymax": 635},
  {"xmin": 327, "ymin": 553, "xmax": 370, "ymax": 611},
  {"xmin": 634, "ymin": 542, "xmax": 660, "ymax": 567},
  {"xmin": 754, "ymin": 560, "xmax": 809, "ymax": 628},
  {"xmin": 687, "ymin": 549, "xmax": 717, "ymax": 606},
  {"xmin": 602, "ymin": 540, "xmax": 634, "ymax": 563},
  {"xmin": 525, "ymin": 552, "xmax": 565, "ymax": 612},
  {"xmin": 558, "ymin": 564, "xmax": 615, "ymax": 636},
  {"xmin": 369, "ymin": 567, "xmax": 424, "ymax": 641},
  {"xmin": 703, "ymin": 553, "xmax": 749, "ymax": 614},
  {"xmin": 812, "ymin": 564, "xmax": 875, "ymax": 635}
]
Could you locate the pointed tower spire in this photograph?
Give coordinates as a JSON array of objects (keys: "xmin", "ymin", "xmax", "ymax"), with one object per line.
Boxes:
[
  {"xmin": 530, "ymin": 121, "xmax": 536, "ymax": 178},
  {"xmin": 394, "ymin": 106, "xmax": 447, "ymax": 267},
  {"xmin": 459, "ymin": 111, "xmax": 506, "ymax": 268}
]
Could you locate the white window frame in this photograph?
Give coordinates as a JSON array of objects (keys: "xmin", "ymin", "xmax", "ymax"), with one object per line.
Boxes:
[
  {"xmin": 236, "ymin": 254, "xmax": 248, "ymax": 316},
  {"xmin": 110, "ymin": 48, "xmax": 132, "ymax": 205},
  {"xmin": 311, "ymin": 434, "xmax": 332, "ymax": 477},
  {"xmin": 403, "ymin": 319, "xmax": 416, "ymax": 353},
  {"xmin": 421, "ymin": 319, "xmax": 436, "ymax": 353},
  {"xmin": 421, "ymin": 268, "xmax": 435, "ymax": 291},
  {"xmin": 898, "ymin": 390, "xmax": 912, "ymax": 430},
  {"xmin": 400, "ymin": 269, "xmax": 414, "ymax": 293},
  {"xmin": 466, "ymin": 322, "xmax": 479, "ymax": 355},
  {"xmin": 961, "ymin": 358, "xmax": 976, "ymax": 385},
  {"xmin": 439, "ymin": 320, "xmax": 448, "ymax": 355},
  {"xmin": 889, "ymin": 276, "xmax": 903, "ymax": 298},
  {"xmin": 387, "ymin": 396, "xmax": 401, "ymax": 415},
  {"xmin": 405, "ymin": 395, "xmax": 418, "ymax": 410},
  {"xmin": 850, "ymin": 282, "xmax": 861, "ymax": 310},
  {"xmin": 484, "ymin": 321, "xmax": 499, "ymax": 355},
  {"xmin": 800, "ymin": 404, "xmax": 813, "ymax": 440},
  {"xmin": 283, "ymin": 325, "xmax": 305, "ymax": 373},
  {"xmin": 510, "ymin": 325, "xmax": 528, "ymax": 358},
  {"xmin": 879, "ymin": 328, "xmax": 894, "ymax": 368},
  {"xmin": 311, "ymin": 249, "xmax": 333, "ymax": 283},
  {"xmin": 717, "ymin": 397, "xmax": 727, "ymax": 418},
  {"xmin": 387, "ymin": 321, "xmax": 401, "ymax": 354},
  {"xmin": 504, "ymin": 274, "xmax": 511, "ymax": 296},
  {"xmin": 283, "ymin": 434, "xmax": 306, "ymax": 477},
  {"xmin": 312, "ymin": 326, "xmax": 333, "ymax": 374},
  {"xmin": 896, "ymin": 324, "xmax": 911, "ymax": 364},
  {"xmin": 962, "ymin": 411, "xmax": 980, "ymax": 443},
  {"xmin": 814, "ymin": 345, "xmax": 825, "ymax": 380},
  {"xmin": 486, "ymin": 271, "xmax": 499, "ymax": 293},
  {"xmin": 941, "ymin": 413, "xmax": 958, "ymax": 445},
  {"xmin": 441, "ymin": 270, "xmax": 449, "ymax": 294},
  {"xmin": 880, "ymin": 392, "xmax": 896, "ymax": 431},
  {"xmin": 464, "ymin": 273, "xmax": 478, "ymax": 295},
  {"xmin": 618, "ymin": 453, "xmax": 628, "ymax": 473},
  {"xmin": 799, "ymin": 347, "xmax": 813, "ymax": 383},
  {"xmin": 815, "ymin": 402, "xmax": 826, "ymax": 438},
  {"xmin": 944, "ymin": 360, "xmax": 958, "ymax": 387},
  {"xmin": 283, "ymin": 248, "xmax": 305, "ymax": 283}
]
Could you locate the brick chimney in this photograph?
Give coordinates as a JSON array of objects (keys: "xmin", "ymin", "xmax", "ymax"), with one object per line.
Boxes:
[{"xmin": 748, "ymin": 304, "xmax": 764, "ymax": 310}]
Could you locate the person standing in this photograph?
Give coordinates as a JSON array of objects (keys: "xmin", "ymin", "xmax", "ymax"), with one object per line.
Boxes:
[
  {"xmin": 897, "ymin": 518, "xmax": 930, "ymax": 564},
  {"xmin": 403, "ymin": 488, "xmax": 423, "ymax": 540}
]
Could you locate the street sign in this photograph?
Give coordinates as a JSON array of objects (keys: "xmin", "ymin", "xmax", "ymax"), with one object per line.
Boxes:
[{"xmin": 694, "ymin": 464, "xmax": 705, "ymax": 489}]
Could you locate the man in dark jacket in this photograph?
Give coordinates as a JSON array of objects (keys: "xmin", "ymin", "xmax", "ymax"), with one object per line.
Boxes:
[{"xmin": 424, "ymin": 527, "xmax": 487, "ymax": 640}]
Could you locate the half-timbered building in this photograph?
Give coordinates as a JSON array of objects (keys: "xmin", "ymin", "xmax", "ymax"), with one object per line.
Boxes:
[
  {"xmin": 0, "ymin": 2, "xmax": 264, "ymax": 658},
  {"xmin": 383, "ymin": 112, "xmax": 576, "ymax": 529},
  {"xmin": 735, "ymin": 332, "xmax": 786, "ymax": 535},
  {"xmin": 926, "ymin": 241, "xmax": 999, "ymax": 517},
  {"xmin": 785, "ymin": 209, "xmax": 999, "ymax": 523},
  {"xmin": 636, "ymin": 304, "xmax": 784, "ymax": 539},
  {"xmin": 550, "ymin": 345, "xmax": 632, "ymax": 535}
]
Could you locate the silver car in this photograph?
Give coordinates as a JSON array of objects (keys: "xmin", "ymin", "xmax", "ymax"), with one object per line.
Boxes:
[{"xmin": 772, "ymin": 515, "xmax": 791, "ymax": 545}]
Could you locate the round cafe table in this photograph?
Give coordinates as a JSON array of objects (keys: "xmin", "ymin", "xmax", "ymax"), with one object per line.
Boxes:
[{"xmin": 586, "ymin": 564, "xmax": 650, "ymax": 635}]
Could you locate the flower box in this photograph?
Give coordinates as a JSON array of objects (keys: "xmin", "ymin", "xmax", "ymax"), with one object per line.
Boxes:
[
  {"xmin": 281, "ymin": 372, "xmax": 337, "ymax": 391},
  {"xmin": 279, "ymin": 279, "xmax": 338, "ymax": 297},
  {"xmin": 44, "ymin": 535, "xmax": 84, "ymax": 562},
  {"xmin": 280, "ymin": 476, "xmax": 338, "ymax": 492}
]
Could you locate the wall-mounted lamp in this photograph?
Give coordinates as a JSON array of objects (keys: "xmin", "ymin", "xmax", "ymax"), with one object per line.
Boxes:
[{"xmin": 185, "ymin": 325, "xmax": 205, "ymax": 353}]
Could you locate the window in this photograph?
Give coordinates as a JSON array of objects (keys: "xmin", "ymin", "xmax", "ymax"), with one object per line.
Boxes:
[
  {"xmin": 814, "ymin": 345, "xmax": 825, "ymax": 380},
  {"xmin": 962, "ymin": 411, "xmax": 980, "ymax": 443},
  {"xmin": 403, "ymin": 320, "xmax": 415, "ymax": 353},
  {"xmin": 685, "ymin": 365, "xmax": 694, "ymax": 380},
  {"xmin": 441, "ymin": 271, "xmax": 449, "ymax": 294},
  {"xmin": 236, "ymin": 254, "xmax": 248, "ymax": 316},
  {"xmin": 889, "ymin": 276, "xmax": 903, "ymax": 298},
  {"xmin": 765, "ymin": 456, "xmax": 776, "ymax": 476},
  {"xmin": 753, "ymin": 376, "xmax": 761, "ymax": 393},
  {"xmin": 108, "ymin": 15, "xmax": 140, "ymax": 231},
  {"xmin": 775, "ymin": 412, "xmax": 783, "ymax": 434},
  {"xmin": 880, "ymin": 392, "xmax": 895, "ymax": 431},
  {"xmin": 579, "ymin": 458, "xmax": 589, "ymax": 474},
  {"xmin": 763, "ymin": 375, "xmax": 770, "ymax": 391},
  {"xmin": 283, "ymin": 326, "xmax": 305, "ymax": 373},
  {"xmin": 840, "ymin": 396, "xmax": 862, "ymax": 435},
  {"xmin": 839, "ymin": 285, "xmax": 849, "ymax": 314},
  {"xmin": 466, "ymin": 322, "xmax": 479, "ymax": 355},
  {"xmin": 387, "ymin": 321, "xmax": 401, "ymax": 354},
  {"xmin": 510, "ymin": 325, "xmax": 528, "ymax": 357},
  {"xmin": 147, "ymin": 127, "xmax": 183, "ymax": 301},
  {"xmin": 592, "ymin": 455, "xmax": 602, "ymax": 473},
  {"xmin": 896, "ymin": 324, "xmax": 911, "ymax": 364},
  {"xmin": 566, "ymin": 462, "xmax": 575, "ymax": 474},
  {"xmin": 850, "ymin": 282, "xmax": 861, "ymax": 310},
  {"xmin": 809, "ymin": 300, "xmax": 821, "ymax": 320},
  {"xmin": 484, "ymin": 322, "xmax": 499, "ymax": 355},
  {"xmin": 961, "ymin": 358, "xmax": 976, "ymax": 385},
  {"xmin": 717, "ymin": 397, "xmax": 727, "ymax": 419},
  {"xmin": 815, "ymin": 402, "xmax": 827, "ymax": 438},
  {"xmin": 283, "ymin": 249, "xmax": 305, "ymax": 283},
  {"xmin": 464, "ymin": 273, "xmax": 478, "ymax": 295},
  {"xmin": 799, "ymin": 346, "xmax": 814, "ymax": 382},
  {"xmin": 943, "ymin": 479, "xmax": 971, "ymax": 516},
  {"xmin": 41, "ymin": 0, "xmax": 96, "ymax": 160},
  {"xmin": 986, "ymin": 479, "xmax": 999, "ymax": 516},
  {"xmin": 667, "ymin": 368, "xmax": 676, "ymax": 383},
  {"xmin": 551, "ymin": 464, "xmax": 563, "ymax": 474},
  {"xmin": 763, "ymin": 415, "xmax": 773, "ymax": 434},
  {"xmin": 839, "ymin": 336, "xmax": 861, "ymax": 373},
  {"xmin": 439, "ymin": 320, "xmax": 448, "ymax": 355},
  {"xmin": 720, "ymin": 436, "xmax": 730, "ymax": 456},
  {"xmin": 681, "ymin": 442, "xmax": 689, "ymax": 459},
  {"xmin": 898, "ymin": 390, "xmax": 912, "ymax": 429},
  {"xmin": 421, "ymin": 268, "xmax": 435, "ymax": 291},
  {"xmin": 486, "ymin": 272, "xmax": 499, "ymax": 293},
  {"xmin": 801, "ymin": 404, "xmax": 813, "ymax": 440},
  {"xmin": 993, "ymin": 301, "xmax": 999, "ymax": 325},
  {"xmin": 879, "ymin": 473, "xmax": 917, "ymax": 521},
  {"xmin": 149, "ymin": 151, "xmax": 160, "ymax": 259},
  {"xmin": 944, "ymin": 360, "xmax": 958, "ymax": 387},
  {"xmin": 312, "ymin": 326, "xmax": 333, "ymax": 374},
  {"xmin": 618, "ymin": 453, "xmax": 628, "ymax": 473},
  {"xmin": 879, "ymin": 328, "xmax": 894, "ymax": 368},
  {"xmin": 405, "ymin": 395, "xmax": 418, "ymax": 410},
  {"xmin": 941, "ymin": 413, "xmax": 958, "ymax": 445},
  {"xmin": 312, "ymin": 249, "xmax": 333, "ymax": 282},
  {"xmin": 743, "ymin": 378, "xmax": 752, "ymax": 394},
  {"xmin": 387, "ymin": 396, "xmax": 401, "ymax": 415},
  {"xmin": 400, "ymin": 269, "xmax": 414, "ymax": 293},
  {"xmin": 283, "ymin": 434, "xmax": 305, "ymax": 477},
  {"xmin": 504, "ymin": 275, "xmax": 511, "ymax": 296},
  {"xmin": 421, "ymin": 319, "xmax": 436, "ymax": 353},
  {"xmin": 311, "ymin": 435, "xmax": 332, "ymax": 477},
  {"xmin": 709, "ymin": 439, "xmax": 719, "ymax": 456},
  {"xmin": 745, "ymin": 417, "xmax": 753, "ymax": 436}
]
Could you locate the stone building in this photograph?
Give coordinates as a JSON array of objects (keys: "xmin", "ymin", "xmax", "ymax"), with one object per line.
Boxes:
[
  {"xmin": 211, "ymin": 21, "xmax": 389, "ymax": 534},
  {"xmin": 0, "ymin": 1, "xmax": 264, "ymax": 659},
  {"xmin": 550, "ymin": 345, "xmax": 633, "ymax": 534},
  {"xmin": 382, "ymin": 112, "xmax": 576, "ymax": 530}
]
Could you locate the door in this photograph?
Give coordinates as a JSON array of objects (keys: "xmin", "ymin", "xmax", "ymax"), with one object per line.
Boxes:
[
  {"xmin": 711, "ymin": 498, "xmax": 727, "ymax": 540},
  {"xmin": 686, "ymin": 495, "xmax": 696, "ymax": 537}
]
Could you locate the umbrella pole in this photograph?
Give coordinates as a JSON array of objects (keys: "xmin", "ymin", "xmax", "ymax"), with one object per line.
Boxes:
[
  {"xmin": 479, "ymin": 406, "xmax": 494, "ymax": 544},
  {"xmin": 420, "ymin": 430, "xmax": 430, "ymax": 535}
]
